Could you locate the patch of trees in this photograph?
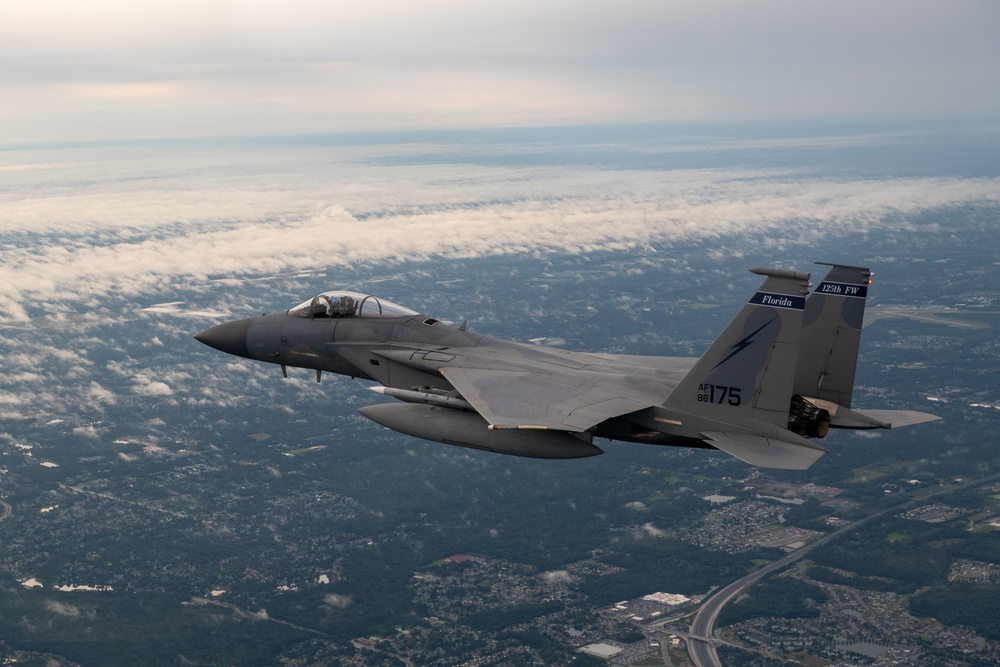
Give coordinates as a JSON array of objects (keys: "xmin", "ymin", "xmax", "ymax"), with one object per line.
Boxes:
[
  {"xmin": 910, "ymin": 582, "xmax": 1000, "ymax": 640},
  {"xmin": 309, "ymin": 545, "xmax": 419, "ymax": 641},
  {"xmin": 808, "ymin": 516, "xmax": 956, "ymax": 591},
  {"xmin": 579, "ymin": 542, "xmax": 781, "ymax": 605},
  {"xmin": 810, "ymin": 541, "xmax": 949, "ymax": 593},
  {"xmin": 605, "ymin": 624, "xmax": 646, "ymax": 644},
  {"xmin": 0, "ymin": 586, "xmax": 311, "ymax": 667},
  {"xmin": 462, "ymin": 600, "xmax": 564, "ymax": 632},
  {"xmin": 717, "ymin": 644, "xmax": 798, "ymax": 666},
  {"xmin": 716, "ymin": 577, "xmax": 827, "ymax": 627},
  {"xmin": 777, "ymin": 498, "xmax": 834, "ymax": 530},
  {"xmin": 806, "ymin": 565, "xmax": 902, "ymax": 593},
  {"xmin": 949, "ymin": 530, "xmax": 1000, "ymax": 564},
  {"xmin": 500, "ymin": 627, "xmax": 598, "ymax": 665}
]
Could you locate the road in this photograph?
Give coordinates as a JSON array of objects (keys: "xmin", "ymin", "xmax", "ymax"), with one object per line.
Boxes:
[
  {"xmin": 686, "ymin": 517, "xmax": 861, "ymax": 667},
  {"xmin": 685, "ymin": 474, "xmax": 1000, "ymax": 667},
  {"xmin": 192, "ymin": 596, "xmax": 335, "ymax": 638}
]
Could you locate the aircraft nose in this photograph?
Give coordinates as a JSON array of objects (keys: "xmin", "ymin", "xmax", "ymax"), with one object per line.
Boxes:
[{"xmin": 194, "ymin": 318, "xmax": 252, "ymax": 358}]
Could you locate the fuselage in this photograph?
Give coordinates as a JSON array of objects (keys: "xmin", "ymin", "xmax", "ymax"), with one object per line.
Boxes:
[{"xmin": 194, "ymin": 291, "xmax": 703, "ymax": 451}]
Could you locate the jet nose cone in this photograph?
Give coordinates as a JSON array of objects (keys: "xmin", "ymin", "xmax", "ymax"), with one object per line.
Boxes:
[{"xmin": 195, "ymin": 318, "xmax": 252, "ymax": 358}]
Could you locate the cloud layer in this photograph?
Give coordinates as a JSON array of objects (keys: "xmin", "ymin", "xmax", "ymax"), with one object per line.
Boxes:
[{"xmin": 1, "ymin": 140, "xmax": 997, "ymax": 321}]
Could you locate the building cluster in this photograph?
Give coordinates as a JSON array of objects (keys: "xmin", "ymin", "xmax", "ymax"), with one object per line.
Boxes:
[
  {"xmin": 901, "ymin": 502, "xmax": 968, "ymax": 523},
  {"xmin": 721, "ymin": 562, "xmax": 1000, "ymax": 666},
  {"xmin": 602, "ymin": 591, "xmax": 694, "ymax": 623},
  {"xmin": 948, "ymin": 558, "xmax": 1000, "ymax": 584}
]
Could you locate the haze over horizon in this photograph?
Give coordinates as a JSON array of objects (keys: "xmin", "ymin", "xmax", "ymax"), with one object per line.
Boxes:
[{"xmin": 2, "ymin": 0, "xmax": 998, "ymax": 145}]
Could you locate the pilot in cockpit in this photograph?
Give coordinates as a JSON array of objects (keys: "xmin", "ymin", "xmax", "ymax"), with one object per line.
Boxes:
[
  {"xmin": 309, "ymin": 294, "xmax": 332, "ymax": 319},
  {"xmin": 329, "ymin": 295, "xmax": 356, "ymax": 317},
  {"xmin": 307, "ymin": 296, "xmax": 330, "ymax": 318},
  {"xmin": 309, "ymin": 294, "xmax": 357, "ymax": 318}
]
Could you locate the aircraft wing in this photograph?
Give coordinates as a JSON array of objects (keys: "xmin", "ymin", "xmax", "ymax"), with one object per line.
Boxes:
[{"xmin": 439, "ymin": 367, "xmax": 663, "ymax": 431}]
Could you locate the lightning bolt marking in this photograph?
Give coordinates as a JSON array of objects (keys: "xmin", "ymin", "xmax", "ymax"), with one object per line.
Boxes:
[{"xmin": 711, "ymin": 317, "xmax": 776, "ymax": 370}]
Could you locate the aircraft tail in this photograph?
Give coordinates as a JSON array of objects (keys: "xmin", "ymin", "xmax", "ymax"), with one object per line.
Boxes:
[
  {"xmin": 794, "ymin": 262, "xmax": 871, "ymax": 408},
  {"xmin": 663, "ymin": 267, "xmax": 828, "ymax": 469},
  {"xmin": 665, "ymin": 267, "xmax": 810, "ymax": 430},
  {"xmin": 658, "ymin": 264, "xmax": 938, "ymax": 469},
  {"xmin": 792, "ymin": 263, "xmax": 941, "ymax": 431}
]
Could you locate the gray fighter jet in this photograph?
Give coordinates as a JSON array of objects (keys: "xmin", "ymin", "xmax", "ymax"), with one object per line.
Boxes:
[{"xmin": 195, "ymin": 263, "xmax": 938, "ymax": 469}]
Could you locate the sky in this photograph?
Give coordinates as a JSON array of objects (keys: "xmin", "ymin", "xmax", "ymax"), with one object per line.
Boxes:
[{"xmin": 2, "ymin": 0, "xmax": 999, "ymax": 144}]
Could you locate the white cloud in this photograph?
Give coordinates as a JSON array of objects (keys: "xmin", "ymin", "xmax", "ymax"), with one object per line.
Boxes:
[
  {"xmin": 540, "ymin": 570, "xmax": 575, "ymax": 585},
  {"xmin": 233, "ymin": 608, "xmax": 269, "ymax": 621},
  {"xmin": 133, "ymin": 379, "xmax": 174, "ymax": 397},
  {"xmin": 641, "ymin": 522, "xmax": 666, "ymax": 538},
  {"xmin": 1, "ymin": 146, "xmax": 998, "ymax": 322},
  {"xmin": 87, "ymin": 382, "xmax": 116, "ymax": 404},
  {"xmin": 323, "ymin": 593, "xmax": 353, "ymax": 609},
  {"xmin": 45, "ymin": 600, "xmax": 83, "ymax": 618}
]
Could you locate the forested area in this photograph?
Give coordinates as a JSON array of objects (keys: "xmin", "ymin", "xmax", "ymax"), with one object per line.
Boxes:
[
  {"xmin": 806, "ymin": 565, "xmax": 900, "ymax": 592},
  {"xmin": 716, "ymin": 577, "xmax": 827, "ymax": 626},
  {"xmin": 0, "ymin": 585, "xmax": 311, "ymax": 667},
  {"xmin": 808, "ymin": 517, "xmax": 956, "ymax": 592},
  {"xmin": 909, "ymin": 583, "xmax": 1000, "ymax": 640}
]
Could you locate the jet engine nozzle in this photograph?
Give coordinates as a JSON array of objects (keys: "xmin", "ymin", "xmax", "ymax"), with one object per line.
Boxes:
[{"xmin": 788, "ymin": 394, "xmax": 831, "ymax": 439}]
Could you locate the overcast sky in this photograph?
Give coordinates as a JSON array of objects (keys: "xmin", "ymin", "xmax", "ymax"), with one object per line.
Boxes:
[{"xmin": 2, "ymin": 0, "xmax": 998, "ymax": 143}]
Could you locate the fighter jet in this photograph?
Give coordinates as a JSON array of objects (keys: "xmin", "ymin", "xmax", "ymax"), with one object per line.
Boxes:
[{"xmin": 195, "ymin": 263, "xmax": 938, "ymax": 470}]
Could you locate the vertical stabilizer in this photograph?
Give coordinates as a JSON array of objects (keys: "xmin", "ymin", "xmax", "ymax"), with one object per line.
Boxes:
[
  {"xmin": 665, "ymin": 267, "xmax": 810, "ymax": 429},
  {"xmin": 794, "ymin": 262, "xmax": 872, "ymax": 408}
]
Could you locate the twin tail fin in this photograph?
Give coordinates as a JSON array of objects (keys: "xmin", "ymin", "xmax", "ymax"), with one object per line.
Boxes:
[{"xmin": 663, "ymin": 264, "xmax": 938, "ymax": 470}]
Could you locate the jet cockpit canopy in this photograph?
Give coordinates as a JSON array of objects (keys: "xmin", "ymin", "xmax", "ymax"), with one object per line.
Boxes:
[{"xmin": 288, "ymin": 291, "xmax": 418, "ymax": 319}]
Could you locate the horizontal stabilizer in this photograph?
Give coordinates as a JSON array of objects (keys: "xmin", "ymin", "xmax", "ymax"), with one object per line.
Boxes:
[
  {"xmin": 702, "ymin": 431, "xmax": 827, "ymax": 470},
  {"xmin": 831, "ymin": 408, "xmax": 941, "ymax": 430}
]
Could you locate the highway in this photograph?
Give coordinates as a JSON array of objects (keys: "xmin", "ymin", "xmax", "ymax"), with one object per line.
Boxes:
[
  {"xmin": 686, "ymin": 518, "xmax": 860, "ymax": 667},
  {"xmin": 686, "ymin": 473, "xmax": 1000, "ymax": 667}
]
